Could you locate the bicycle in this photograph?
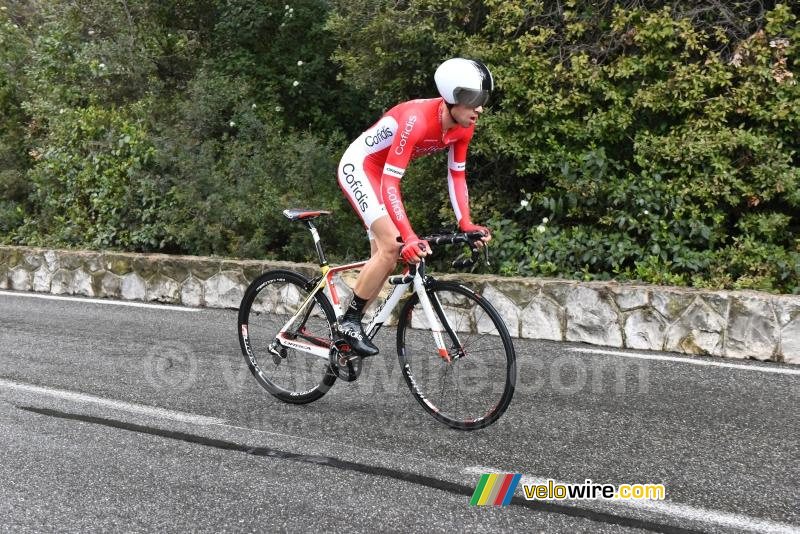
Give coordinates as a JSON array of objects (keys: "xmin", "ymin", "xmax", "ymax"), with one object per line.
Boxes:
[{"xmin": 237, "ymin": 209, "xmax": 516, "ymax": 430}]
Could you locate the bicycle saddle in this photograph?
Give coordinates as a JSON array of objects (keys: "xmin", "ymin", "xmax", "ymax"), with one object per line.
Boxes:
[{"xmin": 282, "ymin": 209, "xmax": 332, "ymax": 222}]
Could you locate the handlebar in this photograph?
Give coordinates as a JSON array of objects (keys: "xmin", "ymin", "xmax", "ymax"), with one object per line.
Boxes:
[
  {"xmin": 390, "ymin": 231, "xmax": 489, "ymax": 276},
  {"xmin": 420, "ymin": 230, "xmax": 486, "ymax": 246},
  {"xmin": 424, "ymin": 230, "xmax": 490, "ymax": 269}
]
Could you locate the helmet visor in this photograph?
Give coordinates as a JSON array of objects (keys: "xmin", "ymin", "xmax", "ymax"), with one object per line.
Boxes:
[{"xmin": 453, "ymin": 87, "xmax": 490, "ymax": 108}]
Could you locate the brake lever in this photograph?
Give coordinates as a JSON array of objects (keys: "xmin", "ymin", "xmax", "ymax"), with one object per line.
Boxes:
[
  {"xmin": 452, "ymin": 244, "xmax": 482, "ymax": 269},
  {"xmin": 452, "ymin": 257, "xmax": 475, "ymax": 269}
]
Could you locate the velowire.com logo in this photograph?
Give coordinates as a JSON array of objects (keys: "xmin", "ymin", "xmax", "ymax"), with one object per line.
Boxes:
[{"xmin": 469, "ymin": 474, "xmax": 521, "ymax": 505}]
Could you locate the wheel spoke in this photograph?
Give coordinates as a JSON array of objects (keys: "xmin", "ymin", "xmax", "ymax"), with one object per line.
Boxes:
[
  {"xmin": 238, "ymin": 271, "xmax": 336, "ymax": 404},
  {"xmin": 397, "ymin": 282, "xmax": 515, "ymax": 430}
]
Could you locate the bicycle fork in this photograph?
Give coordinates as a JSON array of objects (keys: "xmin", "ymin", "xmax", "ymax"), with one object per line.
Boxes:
[{"xmin": 412, "ymin": 275, "xmax": 464, "ymax": 363}]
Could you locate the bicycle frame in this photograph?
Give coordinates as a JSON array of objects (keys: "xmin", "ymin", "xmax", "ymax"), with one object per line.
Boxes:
[{"xmin": 273, "ymin": 220, "xmax": 460, "ymax": 360}]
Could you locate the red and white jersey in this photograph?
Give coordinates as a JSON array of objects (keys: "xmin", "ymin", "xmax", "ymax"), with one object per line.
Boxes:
[{"xmin": 338, "ymin": 97, "xmax": 475, "ymax": 241}]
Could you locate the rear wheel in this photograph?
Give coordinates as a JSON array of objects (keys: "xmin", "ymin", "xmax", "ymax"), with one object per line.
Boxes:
[
  {"xmin": 238, "ymin": 270, "xmax": 336, "ymax": 404},
  {"xmin": 396, "ymin": 281, "xmax": 516, "ymax": 430}
]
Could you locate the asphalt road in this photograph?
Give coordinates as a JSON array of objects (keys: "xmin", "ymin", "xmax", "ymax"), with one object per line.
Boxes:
[{"xmin": 0, "ymin": 290, "xmax": 798, "ymax": 533}]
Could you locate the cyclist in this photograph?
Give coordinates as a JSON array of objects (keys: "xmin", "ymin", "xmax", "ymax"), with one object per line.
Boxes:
[{"xmin": 336, "ymin": 57, "xmax": 493, "ymax": 357}]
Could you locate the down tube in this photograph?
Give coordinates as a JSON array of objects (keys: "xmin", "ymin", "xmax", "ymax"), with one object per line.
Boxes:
[{"xmin": 365, "ymin": 282, "xmax": 411, "ymax": 336}]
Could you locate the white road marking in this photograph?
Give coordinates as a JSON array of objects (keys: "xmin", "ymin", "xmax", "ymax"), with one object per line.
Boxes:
[
  {"xmin": 570, "ymin": 348, "xmax": 800, "ymax": 376},
  {"xmin": 464, "ymin": 467, "xmax": 800, "ymax": 534},
  {"xmin": 0, "ymin": 378, "xmax": 224, "ymax": 425},
  {"xmin": 0, "ymin": 378, "xmax": 394, "ymax": 453},
  {"xmin": 3, "ymin": 373, "xmax": 796, "ymax": 533},
  {"xmin": 0, "ymin": 290, "xmax": 201, "ymax": 312}
]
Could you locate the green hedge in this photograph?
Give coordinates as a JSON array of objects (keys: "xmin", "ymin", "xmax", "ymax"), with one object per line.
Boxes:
[{"xmin": 1, "ymin": 1, "xmax": 798, "ymax": 292}]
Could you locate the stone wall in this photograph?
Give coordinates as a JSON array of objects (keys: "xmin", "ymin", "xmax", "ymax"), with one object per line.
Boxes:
[{"xmin": 1, "ymin": 245, "xmax": 798, "ymax": 364}]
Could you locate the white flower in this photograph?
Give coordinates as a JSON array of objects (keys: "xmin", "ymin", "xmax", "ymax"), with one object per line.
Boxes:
[
  {"xmin": 285, "ymin": 4, "xmax": 290, "ymax": 9},
  {"xmin": 536, "ymin": 225, "xmax": 546, "ymax": 234},
  {"xmin": 643, "ymin": 209, "xmax": 649, "ymax": 215},
  {"xmin": 297, "ymin": 60, "xmax": 304, "ymax": 66},
  {"xmin": 0, "ymin": 6, "xmax": 7, "ymax": 10},
  {"xmin": 88, "ymin": 30, "xmax": 95, "ymax": 35},
  {"xmin": 542, "ymin": 217, "xmax": 549, "ymax": 224},
  {"xmin": 520, "ymin": 199, "xmax": 529, "ymax": 207},
  {"xmin": 292, "ymin": 80, "xmax": 299, "ymax": 87},
  {"xmin": 59, "ymin": 108, "xmax": 65, "ymax": 114},
  {"xmin": 275, "ymin": 105, "xmax": 282, "ymax": 112},
  {"xmin": 98, "ymin": 63, "xmax": 106, "ymax": 69},
  {"xmin": 229, "ymin": 121, "xmax": 236, "ymax": 127}
]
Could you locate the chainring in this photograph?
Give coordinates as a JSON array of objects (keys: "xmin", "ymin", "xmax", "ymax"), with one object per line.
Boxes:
[{"xmin": 329, "ymin": 344, "xmax": 362, "ymax": 382}]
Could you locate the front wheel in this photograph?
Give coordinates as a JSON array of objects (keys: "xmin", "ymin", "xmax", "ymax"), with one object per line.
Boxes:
[
  {"xmin": 238, "ymin": 270, "xmax": 336, "ymax": 404},
  {"xmin": 396, "ymin": 281, "xmax": 516, "ymax": 430}
]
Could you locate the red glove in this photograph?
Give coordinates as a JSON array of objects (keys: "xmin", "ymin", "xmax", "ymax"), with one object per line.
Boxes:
[
  {"xmin": 460, "ymin": 222, "xmax": 492, "ymax": 240},
  {"xmin": 400, "ymin": 236, "xmax": 429, "ymax": 263}
]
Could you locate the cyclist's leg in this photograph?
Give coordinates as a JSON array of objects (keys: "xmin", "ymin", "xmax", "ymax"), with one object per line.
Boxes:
[
  {"xmin": 338, "ymin": 147, "xmax": 401, "ymax": 301},
  {"xmin": 355, "ymin": 215, "xmax": 400, "ymax": 301},
  {"xmin": 337, "ymin": 151, "xmax": 395, "ymax": 355}
]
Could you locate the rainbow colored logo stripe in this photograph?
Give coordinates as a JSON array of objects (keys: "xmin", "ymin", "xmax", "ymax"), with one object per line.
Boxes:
[{"xmin": 469, "ymin": 474, "xmax": 521, "ymax": 505}]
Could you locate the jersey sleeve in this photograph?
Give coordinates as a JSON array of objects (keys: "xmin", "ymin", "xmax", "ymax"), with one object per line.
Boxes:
[
  {"xmin": 380, "ymin": 111, "xmax": 426, "ymax": 241},
  {"xmin": 447, "ymin": 135, "xmax": 472, "ymax": 228}
]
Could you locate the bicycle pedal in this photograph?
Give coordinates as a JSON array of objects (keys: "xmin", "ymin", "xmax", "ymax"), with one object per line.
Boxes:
[{"xmin": 333, "ymin": 339, "xmax": 352, "ymax": 353}]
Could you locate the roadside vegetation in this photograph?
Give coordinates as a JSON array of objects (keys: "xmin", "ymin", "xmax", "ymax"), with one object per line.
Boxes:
[{"xmin": 1, "ymin": 1, "xmax": 798, "ymax": 292}]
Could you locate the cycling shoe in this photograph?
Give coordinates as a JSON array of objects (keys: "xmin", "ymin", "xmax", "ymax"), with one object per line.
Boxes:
[{"xmin": 335, "ymin": 317, "xmax": 379, "ymax": 357}]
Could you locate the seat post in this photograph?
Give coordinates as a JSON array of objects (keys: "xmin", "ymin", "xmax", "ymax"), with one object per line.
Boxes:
[{"xmin": 304, "ymin": 221, "xmax": 328, "ymax": 266}]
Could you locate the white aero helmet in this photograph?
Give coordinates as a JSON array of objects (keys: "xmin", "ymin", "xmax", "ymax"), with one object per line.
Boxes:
[{"xmin": 435, "ymin": 58, "xmax": 494, "ymax": 107}]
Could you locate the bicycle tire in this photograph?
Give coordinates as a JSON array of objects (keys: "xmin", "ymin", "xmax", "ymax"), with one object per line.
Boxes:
[
  {"xmin": 396, "ymin": 280, "xmax": 516, "ymax": 430},
  {"xmin": 238, "ymin": 270, "xmax": 336, "ymax": 404}
]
